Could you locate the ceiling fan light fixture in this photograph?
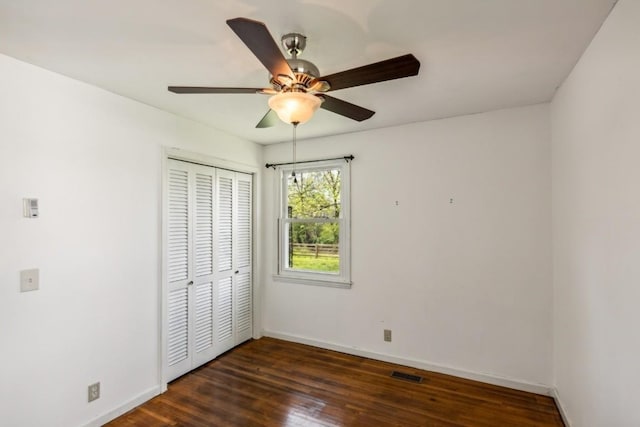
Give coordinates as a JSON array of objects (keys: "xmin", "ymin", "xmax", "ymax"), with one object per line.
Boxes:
[{"xmin": 268, "ymin": 92, "xmax": 321, "ymax": 125}]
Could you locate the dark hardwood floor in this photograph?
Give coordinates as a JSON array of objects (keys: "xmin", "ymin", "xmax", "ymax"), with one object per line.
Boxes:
[{"xmin": 106, "ymin": 337, "xmax": 564, "ymax": 426}]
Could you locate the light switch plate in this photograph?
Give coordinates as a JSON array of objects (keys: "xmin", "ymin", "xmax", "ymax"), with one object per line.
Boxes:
[{"xmin": 20, "ymin": 269, "xmax": 39, "ymax": 292}]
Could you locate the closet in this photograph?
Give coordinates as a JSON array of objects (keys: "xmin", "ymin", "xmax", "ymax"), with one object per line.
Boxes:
[{"xmin": 165, "ymin": 159, "xmax": 252, "ymax": 381}]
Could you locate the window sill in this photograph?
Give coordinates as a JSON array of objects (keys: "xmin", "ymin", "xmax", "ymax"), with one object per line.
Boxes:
[{"xmin": 272, "ymin": 274, "xmax": 352, "ymax": 289}]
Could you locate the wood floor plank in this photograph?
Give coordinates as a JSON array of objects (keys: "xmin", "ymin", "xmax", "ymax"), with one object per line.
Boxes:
[{"xmin": 106, "ymin": 338, "xmax": 564, "ymax": 426}]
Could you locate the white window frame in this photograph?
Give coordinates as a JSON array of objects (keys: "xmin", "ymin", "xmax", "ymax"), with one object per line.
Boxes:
[{"xmin": 274, "ymin": 159, "xmax": 351, "ymax": 288}]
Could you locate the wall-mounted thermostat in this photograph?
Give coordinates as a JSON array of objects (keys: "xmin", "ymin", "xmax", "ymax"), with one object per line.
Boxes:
[{"xmin": 23, "ymin": 198, "xmax": 39, "ymax": 218}]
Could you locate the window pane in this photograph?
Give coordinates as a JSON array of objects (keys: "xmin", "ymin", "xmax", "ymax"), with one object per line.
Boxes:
[
  {"xmin": 287, "ymin": 169, "xmax": 341, "ymax": 219},
  {"xmin": 286, "ymin": 221, "xmax": 340, "ymax": 273}
]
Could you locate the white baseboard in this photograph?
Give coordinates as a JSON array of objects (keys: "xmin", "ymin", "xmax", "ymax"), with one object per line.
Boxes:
[
  {"xmin": 263, "ymin": 330, "xmax": 553, "ymax": 396},
  {"xmin": 82, "ymin": 385, "xmax": 162, "ymax": 427},
  {"xmin": 551, "ymin": 388, "xmax": 572, "ymax": 426}
]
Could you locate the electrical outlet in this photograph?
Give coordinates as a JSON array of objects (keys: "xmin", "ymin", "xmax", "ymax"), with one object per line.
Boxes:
[
  {"xmin": 384, "ymin": 329, "xmax": 392, "ymax": 342},
  {"xmin": 88, "ymin": 382, "xmax": 100, "ymax": 402}
]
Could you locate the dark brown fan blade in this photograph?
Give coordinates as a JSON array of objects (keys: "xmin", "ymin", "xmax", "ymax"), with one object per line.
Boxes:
[
  {"xmin": 227, "ymin": 17, "xmax": 295, "ymax": 83},
  {"xmin": 320, "ymin": 95, "xmax": 375, "ymax": 122},
  {"xmin": 316, "ymin": 54, "xmax": 420, "ymax": 92},
  {"xmin": 168, "ymin": 86, "xmax": 264, "ymax": 94},
  {"xmin": 256, "ymin": 109, "xmax": 279, "ymax": 128}
]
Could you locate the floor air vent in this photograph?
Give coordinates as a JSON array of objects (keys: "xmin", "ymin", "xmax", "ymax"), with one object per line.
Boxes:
[{"xmin": 390, "ymin": 371, "xmax": 423, "ymax": 383}]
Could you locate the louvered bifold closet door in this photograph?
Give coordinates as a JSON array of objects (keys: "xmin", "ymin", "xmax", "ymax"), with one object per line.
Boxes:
[
  {"xmin": 214, "ymin": 169, "xmax": 236, "ymax": 355},
  {"xmin": 166, "ymin": 160, "xmax": 253, "ymax": 381},
  {"xmin": 234, "ymin": 172, "xmax": 253, "ymax": 343},
  {"xmin": 166, "ymin": 160, "xmax": 193, "ymax": 381},
  {"xmin": 191, "ymin": 165, "xmax": 216, "ymax": 366}
]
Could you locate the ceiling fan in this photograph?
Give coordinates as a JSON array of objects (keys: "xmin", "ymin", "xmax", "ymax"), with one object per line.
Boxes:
[{"xmin": 168, "ymin": 17, "xmax": 421, "ymax": 128}]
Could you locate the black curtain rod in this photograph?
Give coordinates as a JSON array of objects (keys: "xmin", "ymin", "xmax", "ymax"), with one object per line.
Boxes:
[{"xmin": 265, "ymin": 155, "xmax": 354, "ymax": 169}]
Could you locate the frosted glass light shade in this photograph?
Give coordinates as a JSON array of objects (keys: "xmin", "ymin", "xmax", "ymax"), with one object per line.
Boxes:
[{"xmin": 268, "ymin": 92, "xmax": 321, "ymax": 124}]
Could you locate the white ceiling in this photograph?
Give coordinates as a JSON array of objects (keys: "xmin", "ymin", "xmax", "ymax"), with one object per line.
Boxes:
[{"xmin": 0, "ymin": 0, "xmax": 617, "ymax": 144}]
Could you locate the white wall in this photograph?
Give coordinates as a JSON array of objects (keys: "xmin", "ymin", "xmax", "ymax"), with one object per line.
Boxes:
[
  {"xmin": 551, "ymin": 0, "xmax": 640, "ymax": 425},
  {"xmin": 262, "ymin": 104, "xmax": 553, "ymax": 389},
  {"xmin": 0, "ymin": 54, "xmax": 262, "ymax": 427}
]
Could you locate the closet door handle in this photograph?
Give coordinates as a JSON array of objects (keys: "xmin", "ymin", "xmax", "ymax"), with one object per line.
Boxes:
[
  {"xmin": 187, "ymin": 281, "xmax": 194, "ymax": 286},
  {"xmin": 234, "ymin": 270, "xmax": 239, "ymax": 274}
]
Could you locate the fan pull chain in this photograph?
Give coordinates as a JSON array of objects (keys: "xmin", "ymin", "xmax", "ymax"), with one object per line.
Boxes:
[{"xmin": 292, "ymin": 122, "xmax": 299, "ymax": 184}]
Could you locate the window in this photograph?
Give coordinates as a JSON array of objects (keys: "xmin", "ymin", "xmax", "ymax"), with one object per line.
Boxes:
[{"xmin": 275, "ymin": 159, "xmax": 351, "ymax": 287}]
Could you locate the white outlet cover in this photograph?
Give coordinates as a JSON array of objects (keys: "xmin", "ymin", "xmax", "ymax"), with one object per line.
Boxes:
[
  {"xmin": 20, "ymin": 269, "xmax": 39, "ymax": 292},
  {"xmin": 88, "ymin": 382, "xmax": 100, "ymax": 402}
]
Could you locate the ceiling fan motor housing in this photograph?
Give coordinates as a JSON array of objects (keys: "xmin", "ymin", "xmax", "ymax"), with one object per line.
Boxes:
[
  {"xmin": 287, "ymin": 58, "xmax": 319, "ymax": 78},
  {"xmin": 272, "ymin": 33, "xmax": 321, "ymax": 91}
]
